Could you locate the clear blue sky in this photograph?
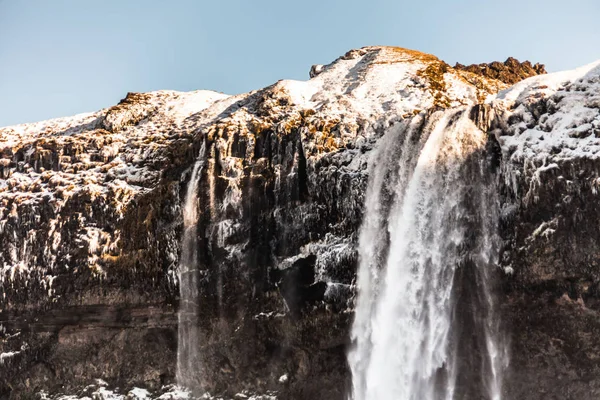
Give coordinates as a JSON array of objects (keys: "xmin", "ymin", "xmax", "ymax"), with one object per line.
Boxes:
[{"xmin": 1, "ymin": 0, "xmax": 599, "ymax": 127}]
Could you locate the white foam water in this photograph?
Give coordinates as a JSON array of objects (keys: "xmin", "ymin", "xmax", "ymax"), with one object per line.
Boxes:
[
  {"xmin": 348, "ymin": 109, "xmax": 507, "ymax": 400},
  {"xmin": 177, "ymin": 142, "xmax": 206, "ymax": 392}
]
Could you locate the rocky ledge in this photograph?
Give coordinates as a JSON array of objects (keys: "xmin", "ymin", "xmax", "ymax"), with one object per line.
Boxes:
[{"xmin": 455, "ymin": 57, "xmax": 547, "ymax": 85}]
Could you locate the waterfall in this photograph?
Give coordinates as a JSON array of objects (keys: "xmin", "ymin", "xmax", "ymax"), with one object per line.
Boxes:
[
  {"xmin": 177, "ymin": 142, "xmax": 206, "ymax": 392},
  {"xmin": 348, "ymin": 109, "xmax": 507, "ymax": 400}
]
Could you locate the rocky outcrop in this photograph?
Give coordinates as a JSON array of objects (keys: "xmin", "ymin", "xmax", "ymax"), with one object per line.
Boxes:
[
  {"xmin": 1, "ymin": 46, "xmax": 599, "ymax": 399},
  {"xmin": 455, "ymin": 57, "xmax": 546, "ymax": 85},
  {"xmin": 492, "ymin": 64, "xmax": 600, "ymax": 399}
]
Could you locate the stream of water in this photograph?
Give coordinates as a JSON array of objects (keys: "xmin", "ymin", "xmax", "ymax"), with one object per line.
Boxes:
[
  {"xmin": 348, "ymin": 109, "xmax": 508, "ymax": 400},
  {"xmin": 177, "ymin": 142, "xmax": 206, "ymax": 392}
]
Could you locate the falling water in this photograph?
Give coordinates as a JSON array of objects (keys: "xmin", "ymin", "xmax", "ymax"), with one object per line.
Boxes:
[
  {"xmin": 177, "ymin": 142, "xmax": 206, "ymax": 392},
  {"xmin": 348, "ymin": 109, "xmax": 507, "ymax": 400}
]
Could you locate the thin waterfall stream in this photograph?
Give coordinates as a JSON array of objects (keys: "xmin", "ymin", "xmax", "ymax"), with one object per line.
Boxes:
[
  {"xmin": 177, "ymin": 142, "xmax": 206, "ymax": 393},
  {"xmin": 348, "ymin": 109, "xmax": 508, "ymax": 400}
]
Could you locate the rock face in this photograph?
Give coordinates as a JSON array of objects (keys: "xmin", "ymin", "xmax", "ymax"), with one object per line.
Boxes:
[
  {"xmin": 492, "ymin": 64, "xmax": 600, "ymax": 399},
  {"xmin": 455, "ymin": 57, "xmax": 547, "ymax": 85},
  {"xmin": 0, "ymin": 46, "xmax": 599, "ymax": 399}
]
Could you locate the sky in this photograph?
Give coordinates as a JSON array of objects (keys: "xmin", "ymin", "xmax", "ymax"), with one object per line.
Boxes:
[{"xmin": 0, "ymin": 0, "xmax": 599, "ymax": 127}]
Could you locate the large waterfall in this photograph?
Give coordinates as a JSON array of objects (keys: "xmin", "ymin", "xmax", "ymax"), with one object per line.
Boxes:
[
  {"xmin": 348, "ymin": 109, "xmax": 508, "ymax": 400},
  {"xmin": 176, "ymin": 142, "xmax": 206, "ymax": 392}
]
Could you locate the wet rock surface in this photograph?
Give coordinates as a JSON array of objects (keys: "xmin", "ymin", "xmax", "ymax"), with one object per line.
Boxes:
[{"xmin": 0, "ymin": 46, "xmax": 599, "ymax": 399}]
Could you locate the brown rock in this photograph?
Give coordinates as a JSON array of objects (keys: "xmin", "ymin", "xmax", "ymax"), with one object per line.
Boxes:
[{"xmin": 455, "ymin": 57, "xmax": 547, "ymax": 85}]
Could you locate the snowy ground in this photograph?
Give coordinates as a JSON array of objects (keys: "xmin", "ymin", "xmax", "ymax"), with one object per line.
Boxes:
[
  {"xmin": 492, "ymin": 59, "xmax": 600, "ymax": 203},
  {"xmin": 37, "ymin": 381, "xmax": 278, "ymax": 400}
]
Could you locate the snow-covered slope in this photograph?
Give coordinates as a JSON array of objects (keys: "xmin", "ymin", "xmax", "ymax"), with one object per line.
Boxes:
[
  {"xmin": 490, "ymin": 60, "xmax": 600, "ymax": 207},
  {"xmin": 496, "ymin": 60, "xmax": 600, "ymax": 164}
]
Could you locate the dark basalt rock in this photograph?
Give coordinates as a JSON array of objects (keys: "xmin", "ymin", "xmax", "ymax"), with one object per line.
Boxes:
[{"xmin": 455, "ymin": 57, "xmax": 547, "ymax": 85}]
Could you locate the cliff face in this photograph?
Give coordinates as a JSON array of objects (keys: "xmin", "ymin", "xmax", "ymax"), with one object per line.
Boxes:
[
  {"xmin": 493, "ymin": 64, "xmax": 600, "ymax": 399},
  {"xmin": 0, "ymin": 46, "xmax": 599, "ymax": 399}
]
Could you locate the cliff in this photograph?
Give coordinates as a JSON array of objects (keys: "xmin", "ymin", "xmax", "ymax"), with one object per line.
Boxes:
[{"xmin": 1, "ymin": 46, "xmax": 599, "ymax": 400}]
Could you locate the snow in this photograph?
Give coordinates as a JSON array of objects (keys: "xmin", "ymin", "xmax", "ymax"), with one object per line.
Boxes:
[
  {"xmin": 164, "ymin": 90, "xmax": 230, "ymax": 120},
  {"xmin": 129, "ymin": 388, "xmax": 151, "ymax": 399},
  {"xmin": 252, "ymin": 311, "xmax": 285, "ymax": 320},
  {"xmin": 0, "ymin": 350, "xmax": 20, "ymax": 364},
  {"xmin": 495, "ymin": 59, "xmax": 600, "ymax": 201},
  {"xmin": 493, "ymin": 60, "xmax": 600, "ymax": 104},
  {"xmin": 37, "ymin": 385, "xmax": 278, "ymax": 400},
  {"xmin": 0, "ymin": 343, "xmax": 28, "ymax": 365},
  {"xmin": 270, "ymin": 46, "xmax": 488, "ymax": 130},
  {"xmin": 530, "ymin": 219, "xmax": 557, "ymax": 241},
  {"xmin": 0, "ymin": 111, "xmax": 103, "ymax": 147},
  {"xmin": 155, "ymin": 388, "xmax": 191, "ymax": 399},
  {"xmin": 496, "ymin": 60, "xmax": 600, "ymax": 163},
  {"xmin": 38, "ymin": 386, "xmax": 151, "ymax": 400},
  {"xmin": 0, "ymin": 88, "xmax": 232, "ymax": 289}
]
